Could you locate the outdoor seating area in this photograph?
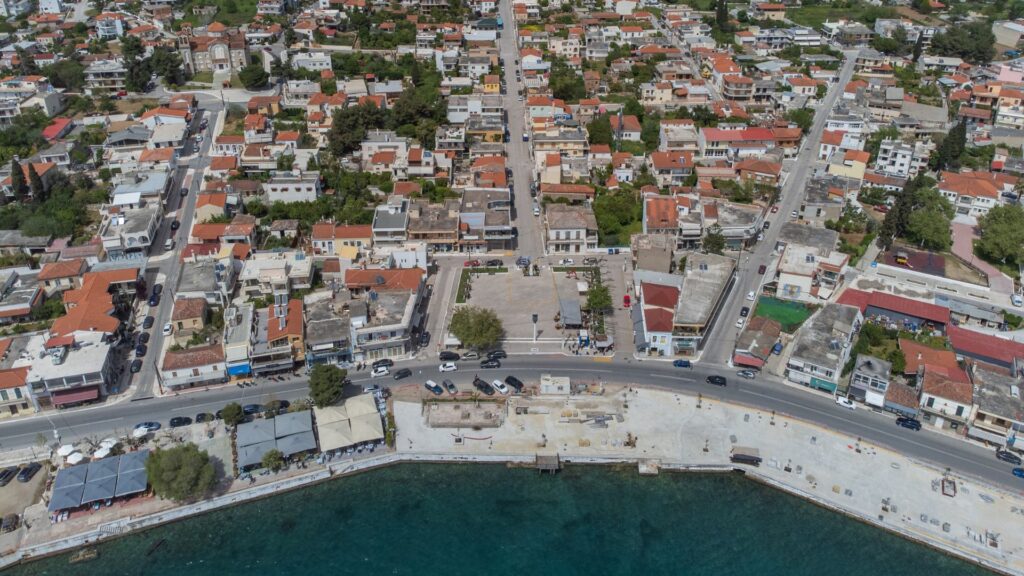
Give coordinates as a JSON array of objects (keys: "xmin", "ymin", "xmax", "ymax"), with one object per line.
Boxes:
[
  {"xmin": 48, "ymin": 450, "xmax": 150, "ymax": 518},
  {"xmin": 313, "ymin": 394, "xmax": 385, "ymax": 454},
  {"xmin": 235, "ymin": 411, "xmax": 317, "ymax": 470}
]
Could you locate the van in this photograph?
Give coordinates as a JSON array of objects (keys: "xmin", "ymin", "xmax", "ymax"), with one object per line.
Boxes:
[{"xmin": 164, "ymin": 238, "xmax": 174, "ymax": 251}]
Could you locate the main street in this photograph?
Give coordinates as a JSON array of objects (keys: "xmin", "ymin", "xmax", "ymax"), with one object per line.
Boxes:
[
  {"xmin": 2, "ymin": 355, "xmax": 1020, "ymax": 492},
  {"xmin": 701, "ymin": 52, "xmax": 859, "ymax": 364}
]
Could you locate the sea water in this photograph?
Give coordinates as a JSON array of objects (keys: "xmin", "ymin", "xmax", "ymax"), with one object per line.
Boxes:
[{"xmin": 6, "ymin": 464, "xmax": 992, "ymax": 575}]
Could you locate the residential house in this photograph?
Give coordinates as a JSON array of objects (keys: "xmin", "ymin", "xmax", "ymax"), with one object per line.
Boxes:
[
  {"xmin": 849, "ymin": 354, "xmax": 891, "ymax": 408},
  {"xmin": 544, "ymin": 204, "xmax": 598, "ymax": 254},
  {"xmin": 160, "ymin": 344, "xmax": 226, "ymax": 390},
  {"xmin": 786, "ymin": 303, "xmax": 862, "ymax": 393}
]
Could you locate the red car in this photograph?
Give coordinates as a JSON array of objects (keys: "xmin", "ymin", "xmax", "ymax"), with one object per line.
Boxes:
[
  {"xmin": 464, "ymin": 259, "xmax": 481, "ymax": 267},
  {"xmin": 770, "ymin": 205, "xmax": 779, "ymax": 213}
]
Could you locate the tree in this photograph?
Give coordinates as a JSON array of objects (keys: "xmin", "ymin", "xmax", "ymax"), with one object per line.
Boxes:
[
  {"xmin": 145, "ymin": 444, "xmax": 216, "ymax": 502},
  {"xmin": 42, "ymin": 60, "xmax": 85, "ymax": 91},
  {"xmin": 704, "ymin": 224, "xmax": 726, "ymax": 255},
  {"xmin": 224, "ymin": 0, "xmax": 238, "ymax": 12},
  {"xmin": 911, "ymin": 34, "xmax": 924, "ymax": 63},
  {"xmin": 976, "ymin": 204, "xmax": 1024, "ymax": 266},
  {"xmin": 929, "ymin": 21, "xmax": 995, "ymax": 64},
  {"xmin": 8, "ymin": 160, "xmax": 26, "ymax": 202},
  {"xmin": 261, "ymin": 448, "xmax": 285, "ymax": 472},
  {"xmin": 308, "ymin": 364, "xmax": 347, "ymax": 408},
  {"xmin": 641, "ymin": 114, "xmax": 660, "ymax": 152},
  {"xmin": 328, "ymin": 103, "xmax": 386, "ymax": 157},
  {"xmin": 121, "ymin": 35, "xmax": 143, "ymax": 62},
  {"xmin": 587, "ymin": 114, "xmax": 613, "ymax": 146},
  {"xmin": 715, "ymin": 0, "xmax": 729, "ymax": 31},
  {"xmin": 449, "ymin": 306, "xmax": 504, "ymax": 350},
  {"xmin": 27, "ymin": 163, "xmax": 44, "ymax": 202},
  {"xmin": 239, "ymin": 63, "xmax": 269, "ymax": 90},
  {"xmin": 284, "ymin": 28, "xmax": 297, "ymax": 48},
  {"xmin": 906, "ymin": 205, "xmax": 951, "ymax": 250},
  {"xmin": 785, "ymin": 108, "xmax": 814, "ymax": 133},
  {"xmin": 221, "ymin": 402, "xmax": 244, "ymax": 426},
  {"xmin": 586, "ymin": 283, "xmax": 611, "ymax": 313},
  {"xmin": 623, "ymin": 98, "xmax": 644, "ymax": 121},
  {"xmin": 548, "ymin": 59, "xmax": 585, "ymax": 102}
]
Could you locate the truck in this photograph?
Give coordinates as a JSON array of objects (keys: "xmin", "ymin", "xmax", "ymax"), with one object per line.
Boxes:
[{"xmin": 729, "ymin": 446, "xmax": 762, "ymax": 467}]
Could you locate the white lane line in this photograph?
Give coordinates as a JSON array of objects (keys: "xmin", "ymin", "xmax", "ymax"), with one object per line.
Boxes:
[{"xmin": 170, "ymin": 387, "xmax": 310, "ymax": 411}]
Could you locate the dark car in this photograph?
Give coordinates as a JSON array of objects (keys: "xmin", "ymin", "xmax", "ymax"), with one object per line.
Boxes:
[
  {"xmin": 393, "ymin": 368, "xmax": 413, "ymax": 380},
  {"xmin": 442, "ymin": 379, "xmax": 457, "ymax": 394},
  {"xmin": 997, "ymin": 449, "xmax": 1023, "ymax": 466},
  {"xmin": 130, "ymin": 359, "xmax": 143, "ymax": 373},
  {"xmin": 706, "ymin": 375, "xmax": 727, "ymax": 387},
  {"xmin": 242, "ymin": 404, "xmax": 264, "ymax": 415},
  {"xmin": 137, "ymin": 332, "xmax": 150, "ymax": 346},
  {"xmin": 170, "ymin": 220, "xmax": 180, "ymax": 231},
  {"xmin": 135, "ymin": 344, "xmax": 148, "ymax": 358},
  {"xmin": 142, "ymin": 316, "xmax": 155, "ymax": 329},
  {"xmin": 169, "ymin": 416, "xmax": 192, "ymax": 428},
  {"xmin": 148, "ymin": 293, "xmax": 160, "ymax": 307},
  {"xmin": 373, "ymin": 359, "xmax": 394, "ymax": 369},
  {"xmin": 473, "ymin": 377, "xmax": 494, "ymax": 395},
  {"xmin": 758, "ymin": 264, "xmax": 767, "ymax": 275},
  {"xmin": 487, "ymin": 350, "xmax": 507, "ymax": 360},
  {"xmin": 583, "ymin": 257, "xmax": 600, "ymax": 265},
  {"xmin": 439, "ymin": 351, "xmax": 460, "ymax": 362},
  {"xmin": 1014, "ymin": 468, "xmax": 1024, "ymax": 479},
  {"xmin": 673, "ymin": 359, "xmax": 691, "ymax": 368},
  {"xmin": 480, "ymin": 359, "xmax": 501, "ymax": 369},
  {"xmin": 485, "ymin": 259, "xmax": 503, "ymax": 267},
  {"xmin": 0, "ymin": 467, "xmax": 18, "ymax": 487},
  {"xmin": 504, "ymin": 375, "xmax": 524, "ymax": 393},
  {"xmin": 195, "ymin": 412, "xmax": 215, "ymax": 423},
  {"xmin": 419, "ymin": 331, "xmax": 431, "ymax": 346},
  {"xmin": 740, "ymin": 306, "xmax": 750, "ymax": 318},
  {"xmin": 16, "ymin": 462, "xmax": 41, "ymax": 483},
  {"xmin": 424, "ymin": 380, "xmax": 444, "ymax": 395},
  {"xmin": 895, "ymin": 416, "xmax": 922, "ymax": 431},
  {"xmin": 152, "ymin": 284, "xmax": 163, "ymax": 296}
]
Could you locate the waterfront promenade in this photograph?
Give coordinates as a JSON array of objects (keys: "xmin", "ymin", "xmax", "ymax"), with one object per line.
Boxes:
[{"xmin": 2, "ymin": 387, "xmax": 1023, "ymax": 575}]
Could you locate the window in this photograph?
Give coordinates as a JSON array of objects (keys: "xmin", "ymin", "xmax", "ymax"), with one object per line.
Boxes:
[
  {"xmin": 955, "ymin": 406, "xmax": 964, "ymax": 417},
  {"xmin": 926, "ymin": 396, "xmax": 935, "ymax": 408},
  {"xmin": 14, "ymin": 388, "xmax": 21, "ymax": 399},
  {"xmin": 0, "ymin": 390, "xmax": 6, "ymax": 401}
]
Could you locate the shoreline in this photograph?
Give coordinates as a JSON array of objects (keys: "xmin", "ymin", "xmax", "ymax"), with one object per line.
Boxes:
[{"xmin": 0, "ymin": 452, "xmax": 1012, "ymax": 576}]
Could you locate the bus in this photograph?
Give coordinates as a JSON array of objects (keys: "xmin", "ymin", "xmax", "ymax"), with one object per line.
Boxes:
[{"xmin": 180, "ymin": 169, "xmax": 194, "ymax": 197}]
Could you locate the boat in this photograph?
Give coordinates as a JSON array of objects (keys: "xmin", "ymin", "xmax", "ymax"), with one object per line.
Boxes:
[{"xmin": 69, "ymin": 548, "xmax": 98, "ymax": 564}]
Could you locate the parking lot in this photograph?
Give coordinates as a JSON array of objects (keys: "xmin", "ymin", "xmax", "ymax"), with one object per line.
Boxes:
[{"xmin": 0, "ymin": 464, "xmax": 46, "ymax": 518}]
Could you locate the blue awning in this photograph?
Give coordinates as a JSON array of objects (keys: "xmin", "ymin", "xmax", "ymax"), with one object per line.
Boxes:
[{"xmin": 227, "ymin": 364, "xmax": 251, "ymax": 376}]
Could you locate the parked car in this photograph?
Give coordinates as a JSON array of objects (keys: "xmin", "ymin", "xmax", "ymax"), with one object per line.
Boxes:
[
  {"xmin": 163, "ymin": 323, "xmax": 173, "ymax": 336},
  {"xmin": 835, "ymin": 396, "xmax": 856, "ymax": 410},
  {"xmin": 462, "ymin": 351, "xmax": 480, "ymax": 360},
  {"xmin": 515, "ymin": 256, "xmax": 531, "ymax": 267},
  {"xmin": 143, "ymin": 316, "xmax": 155, "ymax": 329},
  {"xmin": 424, "ymin": 380, "xmax": 444, "ymax": 395},
  {"xmin": 439, "ymin": 362, "xmax": 458, "ymax": 373},
  {"xmin": 370, "ymin": 365, "xmax": 390, "ymax": 377},
  {"xmin": 152, "ymin": 284, "xmax": 163, "ymax": 296},
  {"xmin": 148, "ymin": 293, "xmax": 160, "ymax": 307},
  {"xmin": 673, "ymin": 359, "xmax": 691, "ymax": 368},
  {"xmin": 740, "ymin": 306, "xmax": 750, "ymax": 318},
  {"xmin": 169, "ymin": 416, "xmax": 192, "ymax": 428},
  {"xmin": 895, "ymin": 416, "xmax": 921, "ymax": 431},
  {"xmin": 134, "ymin": 421, "xmax": 161, "ymax": 432},
  {"xmin": 487, "ymin": 350, "xmax": 507, "ymax": 360},
  {"xmin": 136, "ymin": 332, "xmax": 150, "ymax": 346},
  {"xmin": 734, "ymin": 318, "xmax": 745, "ymax": 329},
  {"xmin": 736, "ymin": 369, "xmax": 757, "ymax": 379},
  {"xmin": 16, "ymin": 462, "xmax": 41, "ymax": 483},
  {"xmin": 559, "ymin": 258, "xmax": 574, "ymax": 265},
  {"xmin": 480, "ymin": 359, "xmax": 501, "ymax": 369},
  {"xmin": 373, "ymin": 359, "xmax": 394, "ymax": 369},
  {"xmin": 242, "ymin": 404, "xmax": 264, "ymax": 415},
  {"xmin": 770, "ymin": 205, "xmax": 779, "ymax": 213},
  {"xmin": 130, "ymin": 359, "xmax": 143, "ymax": 373},
  {"xmin": 463, "ymin": 259, "xmax": 481, "ymax": 267},
  {"xmin": 170, "ymin": 220, "xmax": 180, "ymax": 231},
  {"xmin": 419, "ymin": 331, "xmax": 431, "ymax": 346},
  {"xmin": 706, "ymin": 375, "xmax": 727, "ymax": 386},
  {"xmin": 442, "ymin": 379, "xmax": 458, "ymax": 394},
  {"xmin": 135, "ymin": 344, "xmax": 148, "ymax": 358},
  {"xmin": 485, "ymin": 259, "xmax": 503, "ymax": 267},
  {"xmin": 791, "ymin": 210, "xmax": 799, "ymax": 219},
  {"xmin": 195, "ymin": 412, "xmax": 215, "ymax": 423},
  {"xmin": 504, "ymin": 375, "xmax": 524, "ymax": 393},
  {"xmin": 758, "ymin": 264, "xmax": 767, "ymax": 274},
  {"xmin": 1013, "ymin": 468, "xmax": 1024, "ymax": 479},
  {"xmin": 997, "ymin": 449, "xmax": 1023, "ymax": 466},
  {"xmin": 583, "ymin": 257, "xmax": 599, "ymax": 265},
  {"xmin": 473, "ymin": 377, "xmax": 494, "ymax": 395},
  {"xmin": 0, "ymin": 467, "xmax": 17, "ymax": 487},
  {"xmin": 439, "ymin": 351, "xmax": 460, "ymax": 362},
  {"xmin": 746, "ymin": 291, "xmax": 756, "ymax": 301},
  {"xmin": 393, "ymin": 368, "xmax": 413, "ymax": 380},
  {"xmin": 491, "ymin": 379, "xmax": 509, "ymax": 395}
]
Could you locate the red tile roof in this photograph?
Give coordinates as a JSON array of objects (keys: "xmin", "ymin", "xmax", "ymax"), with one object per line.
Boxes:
[
  {"xmin": 641, "ymin": 282, "xmax": 679, "ymax": 309},
  {"xmin": 344, "ymin": 268, "xmax": 424, "ymax": 291},
  {"xmin": 37, "ymin": 258, "xmax": 86, "ymax": 281},
  {"xmin": 947, "ymin": 325, "xmax": 1024, "ymax": 366},
  {"xmin": 837, "ymin": 289, "xmax": 949, "ymax": 325},
  {"xmin": 898, "ymin": 338, "xmax": 959, "ymax": 375},
  {"xmin": 267, "ymin": 299, "xmax": 303, "ymax": 341}
]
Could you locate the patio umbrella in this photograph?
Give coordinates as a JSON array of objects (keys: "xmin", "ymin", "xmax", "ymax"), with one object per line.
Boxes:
[
  {"xmin": 66, "ymin": 452, "xmax": 84, "ymax": 465},
  {"xmin": 57, "ymin": 444, "xmax": 76, "ymax": 457},
  {"xmin": 131, "ymin": 427, "xmax": 149, "ymax": 439},
  {"xmin": 93, "ymin": 447, "xmax": 111, "ymax": 459},
  {"xmin": 99, "ymin": 438, "xmax": 118, "ymax": 449}
]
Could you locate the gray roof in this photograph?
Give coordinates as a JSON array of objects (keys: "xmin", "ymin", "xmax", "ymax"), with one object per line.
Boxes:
[
  {"xmin": 236, "ymin": 419, "xmax": 276, "ymax": 447},
  {"xmin": 114, "ymin": 468, "xmax": 148, "ymax": 497},
  {"xmin": 934, "ymin": 294, "xmax": 1003, "ymax": 323},
  {"xmin": 177, "ymin": 260, "xmax": 220, "ymax": 294},
  {"xmin": 792, "ymin": 303, "xmax": 861, "ymax": 370},
  {"xmin": 776, "ymin": 222, "xmax": 839, "ymax": 249},
  {"xmin": 274, "ymin": 410, "xmax": 313, "ymax": 437},
  {"xmin": 559, "ymin": 298, "xmax": 582, "ymax": 327},
  {"xmin": 971, "ymin": 366, "xmax": 1024, "ymax": 422},
  {"xmin": 675, "ymin": 253, "xmax": 735, "ymax": 327},
  {"xmin": 104, "ymin": 125, "xmax": 152, "ymax": 147},
  {"xmin": 81, "ymin": 475, "xmax": 117, "ymax": 505},
  {"xmin": 304, "ymin": 296, "xmax": 350, "ymax": 347},
  {"xmin": 0, "ymin": 229, "xmax": 50, "ymax": 248},
  {"xmin": 49, "ymin": 451, "xmax": 151, "ymax": 512},
  {"xmin": 49, "ymin": 485, "xmax": 84, "ymax": 512},
  {"xmin": 86, "ymin": 456, "xmax": 119, "ymax": 481},
  {"xmin": 276, "ymin": 431, "xmax": 317, "ymax": 456},
  {"xmin": 53, "ymin": 464, "xmax": 88, "ymax": 489},
  {"xmin": 900, "ymin": 101, "xmax": 948, "ymax": 125},
  {"xmin": 237, "ymin": 440, "xmax": 276, "ymax": 468},
  {"xmin": 853, "ymin": 354, "xmax": 891, "ymax": 380}
]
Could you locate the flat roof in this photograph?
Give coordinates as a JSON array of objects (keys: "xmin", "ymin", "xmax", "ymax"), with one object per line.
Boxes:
[
  {"xmin": 791, "ymin": 303, "xmax": 860, "ymax": 370},
  {"xmin": 675, "ymin": 253, "xmax": 734, "ymax": 327}
]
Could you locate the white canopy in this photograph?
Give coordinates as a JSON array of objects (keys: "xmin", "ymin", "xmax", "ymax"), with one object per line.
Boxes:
[
  {"xmin": 57, "ymin": 444, "xmax": 76, "ymax": 457},
  {"xmin": 66, "ymin": 452, "xmax": 84, "ymax": 465}
]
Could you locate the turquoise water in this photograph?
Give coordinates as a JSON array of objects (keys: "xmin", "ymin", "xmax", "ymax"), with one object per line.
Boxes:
[{"xmin": 6, "ymin": 464, "xmax": 992, "ymax": 576}]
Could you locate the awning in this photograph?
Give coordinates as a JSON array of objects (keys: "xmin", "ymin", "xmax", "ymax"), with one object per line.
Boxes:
[
  {"xmin": 559, "ymin": 299, "xmax": 582, "ymax": 327},
  {"xmin": 967, "ymin": 426, "xmax": 1009, "ymax": 445},
  {"xmin": 51, "ymin": 386, "xmax": 99, "ymax": 406},
  {"xmin": 732, "ymin": 353, "xmax": 765, "ymax": 368},
  {"xmin": 227, "ymin": 364, "xmax": 252, "ymax": 377}
]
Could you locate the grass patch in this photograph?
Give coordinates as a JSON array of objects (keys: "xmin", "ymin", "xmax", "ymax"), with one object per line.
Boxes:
[
  {"xmin": 179, "ymin": 0, "xmax": 258, "ymax": 27},
  {"xmin": 754, "ymin": 296, "xmax": 815, "ymax": 333},
  {"xmin": 786, "ymin": 4, "xmax": 896, "ymax": 29},
  {"xmin": 191, "ymin": 71, "xmax": 214, "ymax": 84}
]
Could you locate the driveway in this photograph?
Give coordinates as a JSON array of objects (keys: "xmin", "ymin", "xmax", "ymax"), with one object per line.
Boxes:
[{"xmin": 950, "ymin": 222, "xmax": 1015, "ymax": 294}]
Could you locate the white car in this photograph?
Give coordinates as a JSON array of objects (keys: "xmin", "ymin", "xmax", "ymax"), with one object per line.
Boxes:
[
  {"xmin": 491, "ymin": 379, "xmax": 510, "ymax": 395},
  {"xmin": 791, "ymin": 210, "xmax": 799, "ymax": 219},
  {"xmin": 746, "ymin": 291, "xmax": 756, "ymax": 301},
  {"xmin": 370, "ymin": 366, "xmax": 390, "ymax": 377},
  {"xmin": 560, "ymin": 258, "xmax": 574, "ymax": 265},
  {"xmin": 735, "ymin": 317, "xmax": 745, "ymax": 329},
  {"xmin": 162, "ymin": 323, "xmax": 173, "ymax": 336},
  {"xmin": 439, "ymin": 362, "xmax": 458, "ymax": 373},
  {"xmin": 835, "ymin": 396, "xmax": 856, "ymax": 410}
]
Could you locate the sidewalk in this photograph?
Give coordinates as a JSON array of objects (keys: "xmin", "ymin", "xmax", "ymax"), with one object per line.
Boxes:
[{"xmin": 951, "ymin": 222, "xmax": 1014, "ymax": 294}]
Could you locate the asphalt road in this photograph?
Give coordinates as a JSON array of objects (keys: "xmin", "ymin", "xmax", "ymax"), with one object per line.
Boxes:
[
  {"xmin": 3, "ymin": 355, "xmax": 1020, "ymax": 490},
  {"xmin": 700, "ymin": 52, "xmax": 859, "ymax": 364}
]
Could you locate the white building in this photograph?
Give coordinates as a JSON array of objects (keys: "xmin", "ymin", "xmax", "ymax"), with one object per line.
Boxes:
[
  {"xmin": 874, "ymin": 139, "xmax": 930, "ymax": 179},
  {"xmin": 262, "ymin": 171, "xmax": 322, "ymax": 203},
  {"xmin": 544, "ymin": 204, "xmax": 598, "ymax": 254},
  {"xmin": 159, "ymin": 344, "xmax": 226, "ymax": 390}
]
